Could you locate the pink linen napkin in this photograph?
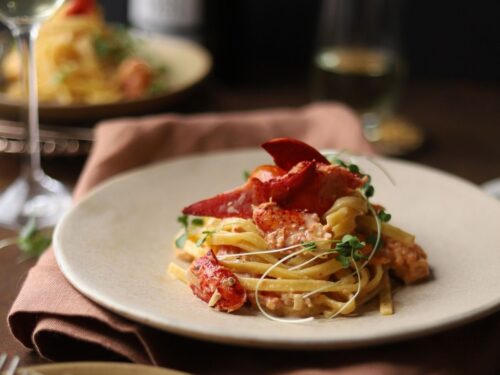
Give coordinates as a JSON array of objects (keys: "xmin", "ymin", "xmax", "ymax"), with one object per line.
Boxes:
[{"xmin": 7, "ymin": 103, "xmax": 500, "ymax": 374}]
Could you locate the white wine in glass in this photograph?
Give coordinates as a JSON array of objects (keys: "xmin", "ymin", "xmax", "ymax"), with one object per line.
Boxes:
[
  {"xmin": 0, "ymin": 0, "xmax": 71, "ymax": 229},
  {"xmin": 311, "ymin": 0, "xmax": 423, "ymax": 155},
  {"xmin": 312, "ymin": 47, "xmax": 402, "ymax": 141}
]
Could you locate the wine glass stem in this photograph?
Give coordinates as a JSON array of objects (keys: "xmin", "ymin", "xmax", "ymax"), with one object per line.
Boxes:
[{"xmin": 13, "ymin": 24, "xmax": 43, "ymax": 184}]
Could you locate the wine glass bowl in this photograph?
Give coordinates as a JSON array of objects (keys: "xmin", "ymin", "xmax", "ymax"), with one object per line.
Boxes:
[
  {"xmin": 0, "ymin": 0, "xmax": 70, "ymax": 229},
  {"xmin": 311, "ymin": 0, "xmax": 423, "ymax": 155}
]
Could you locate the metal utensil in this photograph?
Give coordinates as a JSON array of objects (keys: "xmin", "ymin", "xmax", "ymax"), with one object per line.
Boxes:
[
  {"xmin": 0, "ymin": 353, "xmax": 20, "ymax": 375},
  {"xmin": 0, "ymin": 120, "xmax": 93, "ymax": 156}
]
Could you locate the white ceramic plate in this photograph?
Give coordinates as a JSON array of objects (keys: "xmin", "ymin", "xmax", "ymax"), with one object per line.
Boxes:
[
  {"xmin": 53, "ymin": 149, "xmax": 500, "ymax": 349},
  {"xmin": 0, "ymin": 31, "xmax": 211, "ymax": 123}
]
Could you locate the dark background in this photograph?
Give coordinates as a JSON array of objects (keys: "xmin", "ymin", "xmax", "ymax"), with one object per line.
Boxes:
[{"xmin": 102, "ymin": 0, "xmax": 499, "ymax": 85}]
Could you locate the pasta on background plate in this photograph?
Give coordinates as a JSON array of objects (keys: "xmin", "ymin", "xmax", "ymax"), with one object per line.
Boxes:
[
  {"xmin": 1, "ymin": 0, "xmax": 167, "ymax": 104},
  {"xmin": 168, "ymin": 138, "xmax": 429, "ymax": 322}
]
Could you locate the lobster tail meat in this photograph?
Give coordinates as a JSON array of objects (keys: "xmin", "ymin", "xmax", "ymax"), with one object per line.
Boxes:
[
  {"xmin": 261, "ymin": 138, "xmax": 330, "ymax": 171},
  {"xmin": 182, "ymin": 138, "xmax": 364, "ymax": 218},
  {"xmin": 182, "ymin": 161, "xmax": 316, "ymax": 218},
  {"xmin": 281, "ymin": 163, "xmax": 363, "ymax": 215}
]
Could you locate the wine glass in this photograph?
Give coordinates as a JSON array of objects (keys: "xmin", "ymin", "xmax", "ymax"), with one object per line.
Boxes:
[
  {"xmin": 311, "ymin": 0, "xmax": 424, "ymax": 155},
  {"xmin": 0, "ymin": 0, "xmax": 71, "ymax": 229}
]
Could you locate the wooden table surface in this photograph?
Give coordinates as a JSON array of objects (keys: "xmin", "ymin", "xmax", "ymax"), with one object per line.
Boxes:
[{"xmin": 1, "ymin": 79, "xmax": 499, "ymax": 368}]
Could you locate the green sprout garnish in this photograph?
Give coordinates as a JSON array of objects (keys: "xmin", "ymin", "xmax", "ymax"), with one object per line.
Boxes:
[
  {"xmin": 175, "ymin": 215, "xmax": 189, "ymax": 248},
  {"xmin": 191, "ymin": 218, "xmax": 204, "ymax": 226},
  {"xmin": 0, "ymin": 217, "xmax": 52, "ymax": 261},
  {"xmin": 377, "ymin": 210, "xmax": 391, "ymax": 223},
  {"xmin": 17, "ymin": 217, "xmax": 52, "ymax": 258},
  {"xmin": 93, "ymin": 25, "xmax": 134, "ymax": 63},
  {"xmin": 332, "ymin": 158, "xmax": 348, "ymax": 168},
  {"xmin": 243, "ymin": 170, "xmax": 250, "ymax": 181},
  {"xmin": 301, "ymin": 241, "xmax": 318, "ymax": 251},
  {"xmin": 333, "ymin": 234, "xmax": 367, "ymax": 268},
  {"xmin": 175, "ymin": 215, "xmax": 207, "ymax": 248},
  {"xmin": 362, "ymin": 184, "xmax": 375, "ymax": 198},
  {"xmin": 195, "ymin": 230, "xmax": 215, "ymax": 247}
]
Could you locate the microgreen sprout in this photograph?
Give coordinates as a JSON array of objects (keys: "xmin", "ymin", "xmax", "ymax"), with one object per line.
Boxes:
[
  {"xmin": 333, "ymin": 234, "xmax": 367, "ymax": 268},
  {"xmin": 177, "ymin": 215, "xmax": 189, "ymax": 229},
  {"xmin": 17, "ymin": 217, "xmax": 52, "ymax": 259},
  {"xmin": 0, "ymin": 217, "xmax": 52, "ymax": 261},
  {"xmin": 242, "ymin": 170, "xmax": 250, "ymax": 181},
  {"xmin": 332, "ymin": 158, "xmax": 347, "ymax": 168},
  {"xmin": 93, "ymin": 25, "xmax": 134, "ymax": 62},
  {"xmin": 328, "ymin": 153, "xmax": 376, "ymax": 200},
  {"xmin": 301, "ymin": 241, "xmax": 318, "ymax": 251},
  {"xmin": 377, "ymin": 209, "xmax": 391, "ymax": 223},
  {"xmin": 254, "ymin": 246, "xmax": 314, "ymax": 324},
  {"xmin": 196, "ymin": 230, "xmax": 215, "ymax": 247},
  {"xmin": 362, "ymin": 184, "xmax": 375, "ymax": 198},
  {"xmin": 191, "ymin": 218, "xmax": 205, "ymax": 226},
  {"xmin": 175, "ymin": 215, "xmax": 205, "ymax": 248},
  {"xmin": 366, "ymin": 233, "xmax": 384, "ymax": 251}
]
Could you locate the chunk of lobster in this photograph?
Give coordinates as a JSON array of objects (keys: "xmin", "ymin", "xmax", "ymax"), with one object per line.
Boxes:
[
  {"xmin": 183, "ymin": 161, "xmax": 363, "ymax": 218},
  {"xmin": 188, "ymin": 250, "xmax": 246, "ymax": 312},
  {"xmin": 283, "ymin": 162, "xmax": 364, "ymax": 216},
  {"xmin": 117, "ymin": 57, "xmax": 153, "ymax": 99},
  {"xmin": 372, "ymin": 239, "xmax": 429, "ymax": 284},
  {"xmin": 183, "ymin": 161, "xmax": 316, "ymax": 218},
  {"xmin": 261, "ymin": 137, "xmax": 330, "ymax": 171},
  {"xmin": 65, "ymin": 0, "xmax": 95, "ymax": 16},
  {"xmin": 182, "ymin": 138, "xmax": 364, "ymax": 218},
  {"xmin": 253, "ymin": 202, "xmax": 331, "ymax": 248}
]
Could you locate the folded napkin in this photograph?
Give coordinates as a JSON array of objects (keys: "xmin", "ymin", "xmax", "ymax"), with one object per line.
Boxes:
[{"xmin": 8, "ymin": 103, "xmax": 500, "ymax": 375}]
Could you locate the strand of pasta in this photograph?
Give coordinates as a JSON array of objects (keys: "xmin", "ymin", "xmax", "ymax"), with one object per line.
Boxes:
[
  {"xmin": 357, "ymin": 215, "xmax": 415, "ymax": 246},
  {"xmin": 252, "ymin": 248, "xmax": 316, "ymax": 323},
  {"xmin": 239, "ymin": 277, "xmax": 358, "ymax": 293},
  {"xmin": 221, "ymin": 260, "xmax": 310, "ymax": 280},
  {"xmin": 361, "ymin": 264, "xmax": 385, "ymax": 297},
  {"xmin": 379, "ymin": 269, "xmax": 394, "ymax": 315},
  {"xmin": 222, "ymin": 255, "xmax": 346, "ymax": 281},
  {"xmin": 324, "ymin": 195, "xmax": 368, "ymax": 240},
  {"xmin": 288, "ymin": 250, "xmax": 334, "ymax": 271},
  {"xmin": 325, "ymin": 259, "xmax": 363, "ymax": 319}
]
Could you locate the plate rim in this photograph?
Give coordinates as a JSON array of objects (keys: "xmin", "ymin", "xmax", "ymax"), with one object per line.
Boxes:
[
  {"xmin": 53, "ymin": 148, "xmax": 500, "ymax": 349},
  {"xmin": 23, "ymin": 361, "xmax": 186, "ymax": 374}
]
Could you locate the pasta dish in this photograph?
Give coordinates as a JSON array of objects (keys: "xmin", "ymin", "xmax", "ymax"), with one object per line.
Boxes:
[
  {"xmin": 1, "ymin": 0, "xmax": 167, "ymax": 104},
  {"xmin": 168, "ymin": 138, "xmax": 429, "ymax": 322}
]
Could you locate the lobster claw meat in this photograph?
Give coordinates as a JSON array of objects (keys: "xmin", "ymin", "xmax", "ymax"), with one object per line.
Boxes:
[
  {"xmin": 182, "ymin": 138, "xmax": 364, "ymax": 218},
  {"xmin": 188, "ymin": 250, "xmax": 246, "ymax": 312},
  {"xmin": 261, "ymin": 137, "xmax": 330, "ymax": 171}
]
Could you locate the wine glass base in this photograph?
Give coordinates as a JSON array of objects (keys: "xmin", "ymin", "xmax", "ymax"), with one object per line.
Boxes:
[
  {"xmin": 366, "ymin": 117, "xmax": 425, "ymax": 156},
  {"xmin": 0, "ymin": 173, "xmax": 71, "ymax": 230}
]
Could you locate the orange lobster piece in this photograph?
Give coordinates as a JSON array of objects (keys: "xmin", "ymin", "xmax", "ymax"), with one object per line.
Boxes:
[
  {"xmin": 183, "ymin": 138, "xmax": 364, "ymax": 218},
  {"xmin": 188, "ymin": 250, "xmax": 246, "ymax": 312}
]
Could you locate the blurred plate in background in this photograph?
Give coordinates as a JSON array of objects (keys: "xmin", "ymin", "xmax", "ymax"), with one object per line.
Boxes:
[{"xmin": 0, "ymin": 31, "xmax": 211, "ymax": 124}]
